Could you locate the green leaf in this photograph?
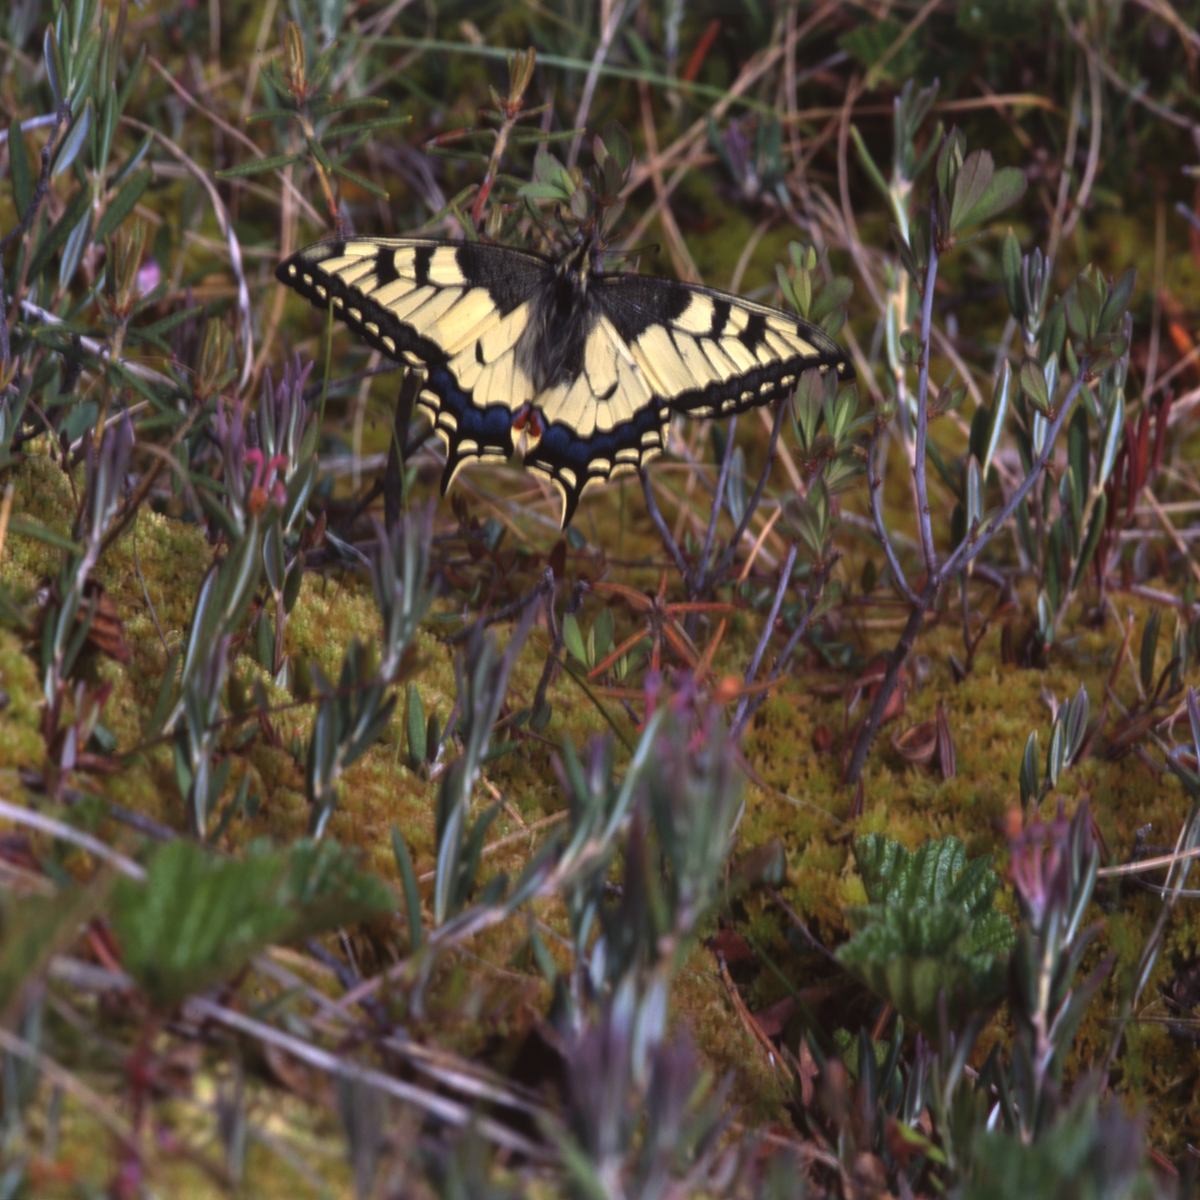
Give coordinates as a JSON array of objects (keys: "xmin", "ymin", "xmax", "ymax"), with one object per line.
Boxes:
[
  {"xmin": 27, "ymin": 185, "xmax": 91, "ymax": 279},
  {"xmin": 0, "ymin": 879, "xmax": 109, "ymax": 1014},
  {"xmin": 325, "ymin": 114, "xmax": 412, "ymax": 138},
  {"xmin": 6, "ymin": 516, "xmax": 82, "ymax": 554},
  {"xmin": 53, "ymin": 97, "xmax": 92, "ymax": 176},
  {"xmin": 329, "ymin": 161, "xmax": 388, "ymax": 199},
  {"xmin": 93, "ymin": 166, "xmax": 151, "ymax": 243},
  {"xmin": 1098, "ymin": 267, "xmax": 1136, "ymax": 335},
  {"xmin": 214, "ymin": 152, "xmax": 305, "ymax": 179},
  {"xmin": 111, "ymin": 841, "xmax": 292, "ymax": 1009},
  {"xmin": 1067, "ymin": 403, "xmax": 1089, "ymax": 524},
  {"xmin": 391, "ymin": 824, "xmax": 422, "ymax": 951},
  {"xmin": 592, "ymin": 606, "xmax": 614, "ymax": 660},
  {"xmin": 1141, "ymin": 608, "xmax": 1162, "ymax": 695},
  {"xmin": 1019, "ymin": 358, "xmax": 1051, "ymax": 415},
  {"xmin": 1001, "ymin": 228, "xmax": 1023, "ymax": 321},
  {"xmin": 561, "ymin": 612, "xmax": 587, "ymax": 666},
  {"xmin": 948, "ymin": 148, "xmax": 995, "ymax": 235},
  {"xmin": 406, "ymin": 682, "xmax": 426, "ymax": 770},
  {"xmin": 850, "ymin": 124, "xmax": 890, "ymax": 200},
  {"xmin": 837, "ymin": 834, "xmax": 1015, "ymax": 1039},
  {"xmin": 956, "ymin": 164, "xmax": 1026, "ymax": 229},
  {"xmin": 272, "ymin": 838, "xmax": 394, "ymax": 944},
  {"xmin": 8, "ymin": 119, "xmax": 32, "ymax": 218}
]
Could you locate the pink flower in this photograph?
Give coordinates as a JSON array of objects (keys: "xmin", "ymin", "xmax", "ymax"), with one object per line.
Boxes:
[{"xmin": 135, "ymin": 259, "xmax": 161, "ymax": 297}]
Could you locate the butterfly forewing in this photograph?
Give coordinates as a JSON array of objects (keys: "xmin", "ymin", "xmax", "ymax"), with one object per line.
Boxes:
[{"xmin": 278, "ymin": 237, "xmax": 553, "ymax": 495}]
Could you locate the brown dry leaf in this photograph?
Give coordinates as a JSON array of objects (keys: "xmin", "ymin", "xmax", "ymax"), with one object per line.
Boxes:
[
  {"xmin": 80, "ymin": 580, "xmax": 132, "ymax": 664},
  {"xmin": 706, "ymin": 928, "xmax": 754, "ymax": 966},
  {"xmin": 752, "ymin": 995, "xmax": 795, "ymax": 1038},
  {"xmin": 796, "ymin": 1037, "xmax": 819, "ymax": 1108},
  {"xmin": 893, "ymin": 717, "xmax": 938, "ymax": 766}
]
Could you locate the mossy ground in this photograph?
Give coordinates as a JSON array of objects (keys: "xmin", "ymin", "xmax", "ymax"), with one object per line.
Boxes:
[{"xmin": 3, "ymin": 392, "xmax": 1197, "ymax": 1173}]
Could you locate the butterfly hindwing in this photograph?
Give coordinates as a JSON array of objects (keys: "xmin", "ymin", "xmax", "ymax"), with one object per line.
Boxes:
[
  {"xmin": 523, "ymin": 313, "xmax": 668, "ymax": 526},
  {"xmin": 595, "ymin": 274, "xmax": 851, "ymax": 419}
]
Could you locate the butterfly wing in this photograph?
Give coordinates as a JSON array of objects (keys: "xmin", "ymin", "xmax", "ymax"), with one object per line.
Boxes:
[
  {"xmin": 594, "ymin": 274, "xmax": 853, "ymax": 418},
  {"xmin": 522, "ymin": 312, "xmax": 668, "ymax": 527},
  {"xmin": 276, "ymin": 238, "xmax": 553, "ymax": 492}
]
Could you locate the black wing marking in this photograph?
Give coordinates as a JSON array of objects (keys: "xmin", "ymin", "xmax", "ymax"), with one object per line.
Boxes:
[
  {"xmin": 521, "ymin": 313, "xmax": 669, "ymax": 526},
  {"xmin": 594, "ymin": 274, "xmax": 853, "ymax": 418}
]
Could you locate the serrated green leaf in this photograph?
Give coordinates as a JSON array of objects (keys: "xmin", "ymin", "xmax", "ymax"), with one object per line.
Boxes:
[{"xmin": 839, "ymin": 833, "xmax": 1014, "ymax": 1037}]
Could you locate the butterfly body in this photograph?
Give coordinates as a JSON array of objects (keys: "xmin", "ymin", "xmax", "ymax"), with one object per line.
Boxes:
[{"xmin": 277, "ymin": 236, "xmax": 852, "ymax": 525}]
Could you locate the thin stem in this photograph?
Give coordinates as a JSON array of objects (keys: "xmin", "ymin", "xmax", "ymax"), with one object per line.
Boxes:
[
  {"xmin": 640, "ymin": 468, "xmax": 690, "ymax": 578},
  {"xmin": 732, "ymin": 552, "xmax": 837, "ymax": 741},
  {"xmin": 912, "ymin": 194, "xmax": 940, "ymax": 575},
  {"xmin": 843, "ymin": 576, "xmax": 936, "ymax": 784},
  {"xmin": 710, "ymin": 398, "xmax": 788, "ymax": 585},
  {"xmin": 692, "ymin": 414, "xmax": 738, "ymax": 594},
  {"xmin": 731, "ymin": 542, "xmax": 798, "ymax": 734},
  {"xmin": 868, "ymin": 421, "xmax": 920, "ymax": 606},
  {"xmin": 566, "ymin": 0, "xmax": 632, "ymax": 169}
]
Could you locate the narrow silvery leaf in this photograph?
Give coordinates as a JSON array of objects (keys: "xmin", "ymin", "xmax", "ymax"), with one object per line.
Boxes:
[
  {"xmin": 98, "ymin": 82, "xmax": 117, "ymax": 171},
  {"xmin": 1066, "ymin": 686, "xmax": 1089, "ymax": 763},
  {"xmin": 1037, "ymin": 591, "xmax": 1054, "ymax": 644},
  {"xmin": 1047, "ymin": 719, "xmax": 1065, "ymax": 788},
  {"xmin": 1070, "ymin": 494, "xmax": 1107, "ymax": 592},
  {"xmin": 1031, "ymin": 411, "xmax": 1048, "ymax": 457},
  {"xmin": 53, "ymin": 97, "xmax": 91, "ymax": 176},
  {"xmin": 1097, "ymin": 391, "xmax": 1124, "ymax": 489},
  {"xmin": 982, "ymin": 360, "xmax": 1010, "ymax": 478},
  {"xmin": 44, "ymin": 26, "xmax": 62, "ymax": 104},
  {"xmin": 1020, "ymin": 732, "xmax": 1039, "ymax": 808},
  {"xmin": 630, "ymin": 974, "xmax": 669, "ymax": 1087},
  {"xmin": 966, "ymin": 455, "xmax": 983, "ymax": 529},
  {"xmin": 433, "ymin": 797, "xmax": 464, "ymax": 927}
]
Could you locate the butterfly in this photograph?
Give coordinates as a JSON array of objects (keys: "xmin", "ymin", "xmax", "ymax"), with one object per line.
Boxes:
[{"xmin": 276, "ymin": 236, "xmax": 853, "ymax": 526}]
